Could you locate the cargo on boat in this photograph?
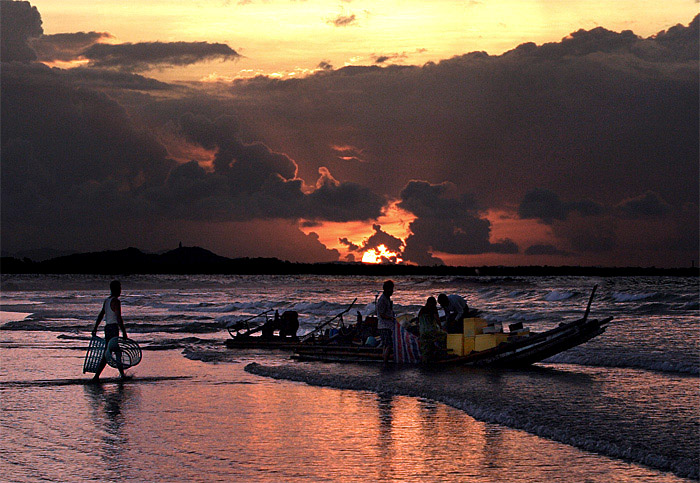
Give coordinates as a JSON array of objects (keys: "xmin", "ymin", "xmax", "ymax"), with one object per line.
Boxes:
[
  {"xmin": 225, "ymin": 298, "xmax": 360, "ymax": 350},
  {"xmin": 293, "ymin": 286, "xmax": 612, "ymax": 367}
]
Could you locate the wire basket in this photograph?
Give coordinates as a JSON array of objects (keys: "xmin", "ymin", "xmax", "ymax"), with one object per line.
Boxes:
[
  {"xmin": 106, "ymin": 337, "xmax": 142, "ymax": 369},
  {"xmin": 83, "ymin": 336, "xmax": 106, "ymax": 373}
]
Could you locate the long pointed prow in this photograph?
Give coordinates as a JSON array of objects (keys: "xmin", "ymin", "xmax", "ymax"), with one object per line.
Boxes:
[{"xmin": 583, "ymin": 284, "xmax": 598, "ymax": 322}]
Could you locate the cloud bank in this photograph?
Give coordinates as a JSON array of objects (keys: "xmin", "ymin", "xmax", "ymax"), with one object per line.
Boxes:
[{"xmin": 2, "ymin": 0, "xmax": 697, "ymax": 266}]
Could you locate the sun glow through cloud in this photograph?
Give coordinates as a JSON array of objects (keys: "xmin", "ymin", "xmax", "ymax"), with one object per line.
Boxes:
[{"xmin": 361, "ymin": 244, "xmax": 403, "ymax": 264}]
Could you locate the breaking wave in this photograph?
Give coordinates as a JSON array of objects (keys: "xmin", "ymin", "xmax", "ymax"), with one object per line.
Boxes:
[
  {"xmin": 611, "ymin": 292, "xmax": 659, "ymax": 302},
  {"xmin": 545, "ymin": 352, "xmax": 699, "ymax": 376},
  {"xmin": 1, "ymin": 319, "xmax": 223, "ymax": 334},
  {"xmin": 544, "ymin": 291, "xmax": 577, "ymax": 301}
]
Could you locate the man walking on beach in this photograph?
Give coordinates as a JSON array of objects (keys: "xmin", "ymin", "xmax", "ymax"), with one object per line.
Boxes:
[
  {"xmin": 376, "ymin": 280, "xmax": 395, "ymax": 363},
  {"xmin": 91, "ymin": 280, "xmax": 130, "ymax": 381}
]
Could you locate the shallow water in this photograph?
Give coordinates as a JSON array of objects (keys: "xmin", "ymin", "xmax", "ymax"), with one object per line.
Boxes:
[{"xmin": 1, "ymin": 274, "xmax": 698, "ymax": 481}]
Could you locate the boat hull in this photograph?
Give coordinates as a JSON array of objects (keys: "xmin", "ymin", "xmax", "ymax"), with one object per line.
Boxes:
[
  {"xmin": 225, "ymin": 337, "xmax": 301, "ymax": 350},
  {"xmin": 292, "ymin": 317, "xmax": 613, "ymax": 367}
]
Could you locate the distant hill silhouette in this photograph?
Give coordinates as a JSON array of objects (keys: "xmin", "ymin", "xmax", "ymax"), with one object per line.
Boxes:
[
  {"xmin": 0, "ymin": 246, "xmax": 697, "ymax": 276},
  {"xmin": 1, "ymin": 248, "xmax": 76, "ymax": 262}
]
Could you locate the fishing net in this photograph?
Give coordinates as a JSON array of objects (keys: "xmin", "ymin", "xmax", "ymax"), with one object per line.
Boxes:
[
  {"xmin": 83, "ymin": 336, "xmax": 106, "ymax": 373},
  {"xmin": 106, "ymin": 337, "xmax": 142, "ymax": 369}
]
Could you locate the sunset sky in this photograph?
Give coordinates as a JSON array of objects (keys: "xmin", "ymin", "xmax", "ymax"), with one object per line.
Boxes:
[{"xmin": 2, "ymin": 0, "xmax": 698, "ymax": 266}]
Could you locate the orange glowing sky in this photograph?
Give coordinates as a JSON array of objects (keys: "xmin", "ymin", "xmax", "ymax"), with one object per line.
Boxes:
[
  {"xmin": 7, "ymin": 0, "xmax": 697, "ymax": 266},
  {"xmin": 30, "ymin": 0, "xmax": 697, "ymax": 83}
]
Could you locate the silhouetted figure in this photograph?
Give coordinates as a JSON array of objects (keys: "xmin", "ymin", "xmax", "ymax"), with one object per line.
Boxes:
[
  {"xmin": 91, "ymin": 280, "xmax": 130, "ymax": 381},
  {"xmin": 437, "ymin": 293, "xmax": 469, "ymax": 333},
  {"xmin": 261, "ymin": 310, "xmax": 299, "ymax": 339},
  {"xmin": 376, "ymin": 280, "xmax": 395, "ymax": 363},
  {"xmin": 418, "ymin": 296, "xmax": 447, "ymax": 362},
  {"xmin": 279, "ymin": 311, "xmax": 299, "ymax": 339}
]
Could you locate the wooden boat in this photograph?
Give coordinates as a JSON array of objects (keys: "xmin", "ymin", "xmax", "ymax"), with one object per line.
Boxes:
[
  {"xmin": 224, "ymin": 336, "xmax": 302, "ymax": 350},
  {"xmin": 293, "ymin": 315, "xmax": 612, "ymax": 366},
  {"xmin": 293, "ymin": 286, "xmax": 613, "ymax": 368},
  {"xmin": 225, "ymin": 299, "xmax": 359, "ymax": 351}
]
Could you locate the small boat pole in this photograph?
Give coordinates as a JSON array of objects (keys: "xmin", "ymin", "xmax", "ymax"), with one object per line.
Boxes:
[
  {"xmin": 301, "ymin": 298, "xmax": 357, "ymax": 342},
  {"xmin": 583, "ymin": 285, "xmax": 598, "ymax": 323},
  {"xmin": 227, "ymin": 309, "xmax": 274, "ymax": 338}
]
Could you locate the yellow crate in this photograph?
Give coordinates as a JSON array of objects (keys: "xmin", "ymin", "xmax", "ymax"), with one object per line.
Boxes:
[
  {"xmin": 509, "ymin": 328, "xmax": 530, "ymax": 338},
  {"xmin": 463, "ymin": 318, "xmax": 488, "ymax": 336},
  {"xmin": 446, "ymin": 334, "xmax": 464, "ymax": 356},
  {"xmin": 474, "ymin": 333, "xmax": 510, "ymax": 352},
  {"xmin": 463, "ymin": 336, "xmax": 475, "ymax": 355}
]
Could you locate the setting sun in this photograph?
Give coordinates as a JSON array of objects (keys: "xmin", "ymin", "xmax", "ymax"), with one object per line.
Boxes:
[{"xmin": 361, "ymin": 244, "xmax": 403, "ymax": 264}]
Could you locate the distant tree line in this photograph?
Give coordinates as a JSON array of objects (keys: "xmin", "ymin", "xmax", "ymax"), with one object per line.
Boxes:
[{"xmin": 1, "ymin": 246, "xmax": 697, "ymax": 277}]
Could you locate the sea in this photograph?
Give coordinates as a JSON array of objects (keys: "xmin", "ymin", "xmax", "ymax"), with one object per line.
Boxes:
[{"xmin": 0, "ymin": 274, "xmax": 698, "ymax": 482}]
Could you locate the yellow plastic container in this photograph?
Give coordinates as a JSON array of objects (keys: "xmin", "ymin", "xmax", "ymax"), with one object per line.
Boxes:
[
  {"xmin": 446, "ymin": 333, "xmax": 464, "ymax": 356},
  {"xmin": 463, "ymin": 318, "xmax": 488, "ymax": 336},
  {"xmin": 463, "ymin": 336, "xmax": 475, "ymax": 355},
  {"xmin": 509, "ymin": 328, "xmax": 530, "ymax": 338},
  {"xmin": 474, "ymin": 333, "xmax": 509, "ymax": 352}
]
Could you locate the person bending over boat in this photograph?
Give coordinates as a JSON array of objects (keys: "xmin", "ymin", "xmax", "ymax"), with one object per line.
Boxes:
[
  {"xmin": 376, "ymin": 280, "xmax": 396, "ymax": 363},
  {"xmin": 91, "ymin": 280, "xmax": 130, "ymax": 381},
  {"xmin": 418, "ymin": 297, "xmax": 447, "ymax": 363},
  {"xmin": 437, "ymin": 293, "xmax": 469, "ymax": 334}
]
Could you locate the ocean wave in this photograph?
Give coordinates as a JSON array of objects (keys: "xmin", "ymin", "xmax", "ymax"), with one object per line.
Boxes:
[
  {"xmin": 146, "ymin": 337, "xmax": 211, "ymax": 351},
  {"xmin": 182, "ymin": 347, "xmax": 240, "ymax": 363},
  {"xmin": 632, "ymin": 302, "xmax": 672, "ymax": 315},
  {"xmin": 1, "ymin": 320, "xmax": 224, "ymax": 334},
  {"xmin": 610, "ymin": 292, "xmax": 659, "ymax": 302},
  {"xmin": 290, "ymin": 301, "xmax": 351, "ymax": 313},
  {"xmin": 682, "ymin": 301, "xmax": 699, "ymax": 311},
  {"xmin": 1, "ymin": 320, "xmax": 87, "ymax": 332},
  {"xmin": 544, "ymin": 291, "xmax": 577, "ymax": 301},
  {"xmin": 245, "ymin": 362, "xmax": 698, "ymax": 480},
  {"xmin": 545, "ymin": 352, "xmax": 699, "ymax": 376},
  {"xmin": 163, "ymin": 314, "xmax": 214, "ymax": 321},
  {"xmin": 180, "ymin": 302, "xmax": 239, "ymax": 313}
]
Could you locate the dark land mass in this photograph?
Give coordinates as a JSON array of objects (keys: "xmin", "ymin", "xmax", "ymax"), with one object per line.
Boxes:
[{"xmin": 1, "ymin": 246, "xmax": 697, "ymax": 277}]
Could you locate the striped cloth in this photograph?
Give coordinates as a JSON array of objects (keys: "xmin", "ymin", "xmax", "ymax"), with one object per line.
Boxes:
[{"xmin": 393, "ymin": 319, "xmax": 421, "ymax": 363}]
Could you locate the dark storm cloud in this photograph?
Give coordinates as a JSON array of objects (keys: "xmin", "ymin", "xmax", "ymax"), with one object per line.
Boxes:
[
  {"xmin": 360, "ymin": 224, "xmax": 404, "ymax": 253},
  {"xmin": 397, "ymin": 181, "xmax": 477, "ymax": 218},
  {"xmin": 616, "ymin": 191, "xmax": 672, "ymax": 218},
  {"xmin": 397, "ymin": 181, "xmax": 518, "ymax": 264},
  {"xmin": 518, "ymin": 189, "xmax": 567, "ymax": 222},
  {"xmin": 518, "ymin": 188, "xmax": 604, "ymax": 224},
  {"xmin": 0, "ymin": 7, "xmax": 383, "ymax": 259},
  {"xmin": 224, "ymin": 16, "xmax": 698, "ymax": 225},
  {"xmin": 0, "ymin": 0, "xmax": 42, "ymax": 62},
  {"xmin": 61, "ymin": 67, "xmax": 174, "ymax": 91},
  {"xmin": 32, "ymin": 31, "xmax": 113, "ymax": 62},
  {"xmin": 157, "ymin": 114, "xmax": 385, "ymax": 222},
  {"xmin": 81, "ymin": 41, "xmax": 240, "ymax": 71},
  {"xmin": 339, "ymin": 238, "xmax": 360, "ymax": 252},
  {"xmin": 3, "ymin": 1, "xmax": 698, "ymax": 266},
  {"xmin": 372, "ymin": 52, "xmax": 407, "ymax": 64},
  {"xmin": 518, "ymin": 188, "xmax": 673, "ymax": 222},
  {"xmin": 524, "ymin": 244, "xmax": 571, "ymax": 256}
]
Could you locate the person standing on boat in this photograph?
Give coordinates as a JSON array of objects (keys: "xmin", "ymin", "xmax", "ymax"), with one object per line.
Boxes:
[
  {"xmin": 418, "ymin": 296, "xmax": 447, "ymax": 363},
  {"xmin": 437, "ymin": 293, "xmax": 469, "ymax": 334},
  {"xmin": 91, "ymin": 280, "xmax": 130, "ymax": 381},
  {"xmin": 376, "ymin": 280, "xmax": 396, "ymax": 363}
]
